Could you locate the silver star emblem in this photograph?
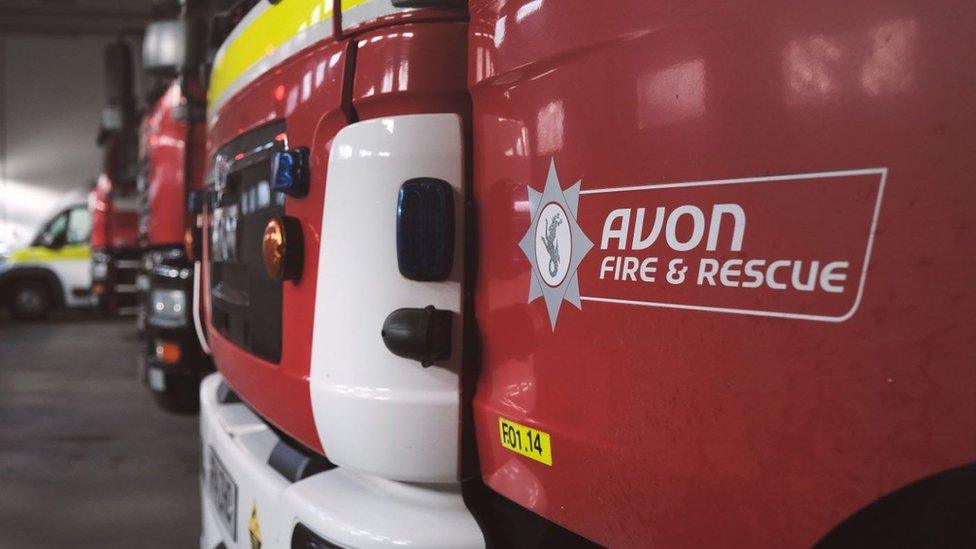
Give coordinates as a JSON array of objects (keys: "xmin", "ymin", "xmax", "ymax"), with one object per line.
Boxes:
[{"xmin": 519, "ymin": 159, "xmax": 594, "ymax": 329}]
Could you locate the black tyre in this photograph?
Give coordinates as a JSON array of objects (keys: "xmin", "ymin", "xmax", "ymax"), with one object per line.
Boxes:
[
  {"xmin": 816, "ymin": 462, "xmax": 976, "ymax": 548},
  {"xmin": 152, "ymin": 373, "xmax": 200, "ymax": 414},
  {"xmin": 8, "ymin": 280, "xmax": 51, "ymax": 320}
]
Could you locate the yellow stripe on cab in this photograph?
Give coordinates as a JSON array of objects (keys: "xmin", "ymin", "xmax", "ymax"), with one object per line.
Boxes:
[{"xmin": 208, "ymin": 0, "xmax": 335, "ymax": 109}]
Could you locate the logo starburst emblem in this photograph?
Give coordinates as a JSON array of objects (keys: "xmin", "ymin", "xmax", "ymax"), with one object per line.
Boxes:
[{"xmin": 519, "ymin": 159, "xmax": 593, "ymax": 329}]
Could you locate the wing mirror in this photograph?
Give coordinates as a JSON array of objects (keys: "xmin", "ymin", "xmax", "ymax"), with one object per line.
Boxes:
[
  {"xmin": 143, "ymin": 20, "xmax": 186, "ymax": 77},
  {"xmin": 102, "ymin": 41, "xmax": 134, "ymax": 132}
]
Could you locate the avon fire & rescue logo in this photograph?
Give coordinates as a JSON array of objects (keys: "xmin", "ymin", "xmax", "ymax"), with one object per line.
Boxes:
[{"xmin": 521, "ymin": 161, "xmax": 887, "ymax": 328}]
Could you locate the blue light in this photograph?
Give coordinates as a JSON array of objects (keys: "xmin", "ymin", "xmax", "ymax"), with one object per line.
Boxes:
[
  {"xmin": 396, "ymin": 178, "xmax": 455, "ymax": 281},
  {"xmin": 270, "ymin": 148, "xmax": 309, "ymax": 197}
]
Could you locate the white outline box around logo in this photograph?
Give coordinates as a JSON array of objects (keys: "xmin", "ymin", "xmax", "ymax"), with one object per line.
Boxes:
[{"xmin": 577, "ymin": 168, "xmax": 888, "ymax": 323}]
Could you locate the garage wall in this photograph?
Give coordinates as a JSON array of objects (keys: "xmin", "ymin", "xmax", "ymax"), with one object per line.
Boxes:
[{"xmin": 0, "ymin": 32, "xmax": 144, "ymax": 248}]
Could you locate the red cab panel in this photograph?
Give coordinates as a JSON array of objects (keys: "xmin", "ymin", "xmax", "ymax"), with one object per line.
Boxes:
[
  {"xmin": 89, "ymin": 180, "xmax": 110, "ymax": 250},
  {"xmin": 204, "ymin": 9, "xmax": 470, "ymax": 456},
  {"xmin": 470, "ymin": 0, "xmax": 976, "ymax": 546},
  {"xmin": 203, "ymin": 36, "xmax": 350, "ymax": 453},
  {"xmin": 90, "ymin": 165, "xmax": 138, "ymax": 250},
  {"xmin": 351, "ymin": 20, "xmax": 469, "ymax": 123},
  {"xmin": 140, "ymin": 81, "xmax": 206, "ymax": 248}
]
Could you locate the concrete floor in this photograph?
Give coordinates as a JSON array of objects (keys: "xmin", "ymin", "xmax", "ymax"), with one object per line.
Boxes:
[{"xmin": 0, "ymin": 311, "xmax": 200, "ymax": 548}]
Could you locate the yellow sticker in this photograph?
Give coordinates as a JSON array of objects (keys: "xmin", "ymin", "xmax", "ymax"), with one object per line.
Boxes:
[
  {"xmin": 498, "ymin": 416, "xmax": 552, "ymax": 466},
  {"xmin": 248, "ymin": 502, "xmax": 261, "ymax": 549}
]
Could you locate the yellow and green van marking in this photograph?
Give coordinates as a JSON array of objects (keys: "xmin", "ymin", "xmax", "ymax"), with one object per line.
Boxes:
[{"xmin": 8, "ymin": 244, "xmax": 91, "ymax": 264}]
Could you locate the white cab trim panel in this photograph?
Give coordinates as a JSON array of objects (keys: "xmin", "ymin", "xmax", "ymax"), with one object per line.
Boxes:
[{"xmin": 310, "ymin": 114, "xmax": 464, "ymax": 483}]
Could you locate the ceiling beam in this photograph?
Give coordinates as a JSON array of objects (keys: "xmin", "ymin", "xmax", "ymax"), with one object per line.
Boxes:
[{"xmin": 0, "ymin": 7, "xmax": 153, "ymax": 37}]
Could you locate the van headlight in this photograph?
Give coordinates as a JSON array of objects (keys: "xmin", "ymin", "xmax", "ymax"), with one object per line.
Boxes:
[{"xmin": 148, "ymin": 288, "xmax": 186, "ymax": 328}]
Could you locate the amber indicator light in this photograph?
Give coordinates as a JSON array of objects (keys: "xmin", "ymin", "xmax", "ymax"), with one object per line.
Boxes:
[
  {"xmin": 262, "ymin": 217, "xmax": 286, "ymax": 280},
  {"xmin": 155, "ymin": 341, "xmax": 181, "ymax": 364},
  {"xmin": 184, "ymin": 227, "xmax": 195, "ymax": 261}
]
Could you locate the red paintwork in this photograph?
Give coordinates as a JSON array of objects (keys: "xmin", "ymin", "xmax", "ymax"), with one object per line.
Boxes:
[
  {"xmin": 90, "ymin": 132, "xmax": 138, "ymax": 250},
  {"xmin": 351, "ymin": 21, "xmax": 468, "ymax": 122},
  {"xmin": 204, "ymin": 10, "xmax": 468, "ymax": 454},
  {"xmin": 203, "ymin": 33, "xmax": 349, "ymax": 453},
  {"xmin": 89, "ymin": 182, "xmax": 109, "ymax": 249},
  {"xmin": 140, "ymin": 80, "xmax": 206, "ymax": 248},
  {"xmin": 470, "ymin": 0, "xmax": 976, "ymax": 547}
]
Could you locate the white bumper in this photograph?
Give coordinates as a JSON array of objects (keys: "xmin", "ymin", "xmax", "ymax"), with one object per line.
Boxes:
[{"xmin": 199, "ymin": 373, "xmax": 484, "ymax": 549}]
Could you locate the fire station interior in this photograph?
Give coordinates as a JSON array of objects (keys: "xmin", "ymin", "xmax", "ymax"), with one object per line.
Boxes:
[{"xmin": 0, "ymin": 1, "xmax": 974, "ymax": 548}]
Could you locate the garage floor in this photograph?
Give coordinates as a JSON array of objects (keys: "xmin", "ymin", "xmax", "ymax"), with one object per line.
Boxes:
[{"xmin": 0, "ymin": 312, "xmax": 200, "ymax": 548}]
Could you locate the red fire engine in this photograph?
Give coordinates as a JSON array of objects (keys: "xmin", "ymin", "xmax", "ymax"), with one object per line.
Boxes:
[
  {"xmin": 192, "ymin": 1, "xmax": 975, "ymax": 547},
  {"xmin": 136, "ymin": 14, "xmax": 214, "ymax": 412},
  {"xmin": 90, "ymin": 41, "xmax": 141, "ymax": 316}
]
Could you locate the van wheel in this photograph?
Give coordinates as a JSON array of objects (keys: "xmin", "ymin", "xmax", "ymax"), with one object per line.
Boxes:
[{"xmin": 9, "ymin": 280, "xmax": 50, "ymax": 320}]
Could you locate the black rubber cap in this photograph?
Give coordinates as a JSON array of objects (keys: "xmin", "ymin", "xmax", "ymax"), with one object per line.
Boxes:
[{"xmin": 381, "ymin": 306, "xmax": 452, "ymax": 367}]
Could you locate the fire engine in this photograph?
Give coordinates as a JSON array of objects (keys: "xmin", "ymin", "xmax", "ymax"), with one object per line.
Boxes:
[
  {"xmin": 90, "ymin": 41, "xmax": 141, "ymax": 316},
  {"xmin": 193, "ymin": 1, "xmax": 975, "ymax": 547},
  {"xmin": 135, "ymin": 15, "xmax": 215, "ymax": 412}
]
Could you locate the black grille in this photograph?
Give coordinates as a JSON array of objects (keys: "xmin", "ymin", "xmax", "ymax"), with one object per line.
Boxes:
[
  {"xmin": 115, "ymin": 247, "xmax": 141, "ymax": 285},
  {"xmin": 208, "ymin": 122, "xmax": 286, "ymax": 363}
]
